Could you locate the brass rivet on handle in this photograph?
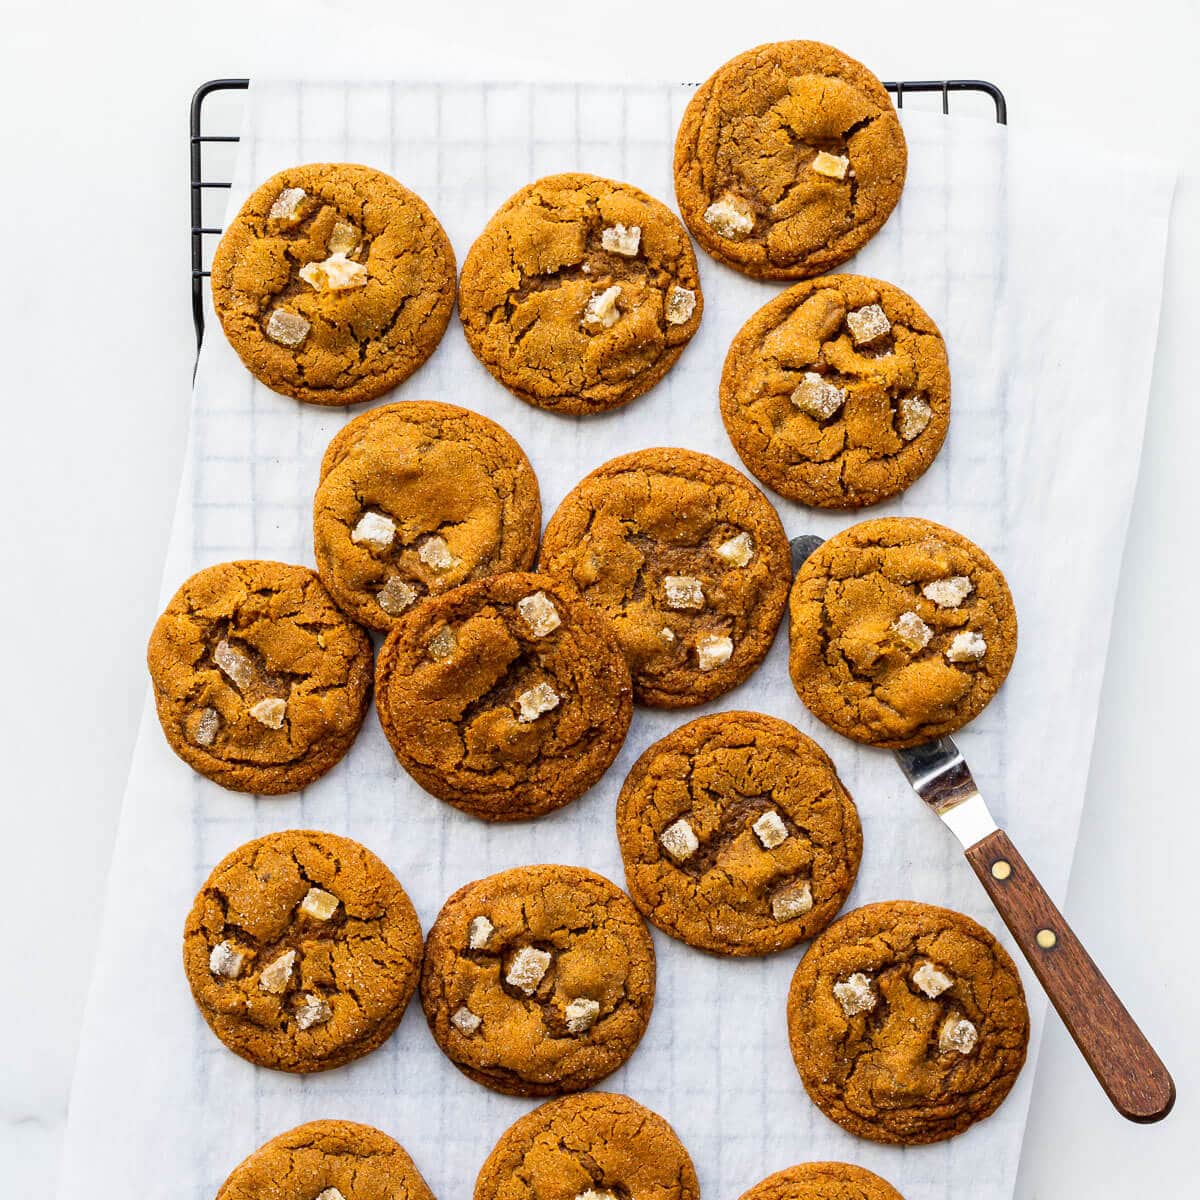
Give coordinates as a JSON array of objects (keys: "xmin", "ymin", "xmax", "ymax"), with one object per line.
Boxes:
[
  {"xmin": 1036, "ymin": 928, "xmax": 1058, "ymax": 949},
  {"xmin": 991, "ymin": 860, "xmax": 1012, "ymax": 880}
]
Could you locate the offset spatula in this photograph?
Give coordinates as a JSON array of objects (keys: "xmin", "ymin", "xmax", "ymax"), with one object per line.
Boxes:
[{"xmin": 790, "ymin": 535, "xmax": 1175, "ymax": 1123}]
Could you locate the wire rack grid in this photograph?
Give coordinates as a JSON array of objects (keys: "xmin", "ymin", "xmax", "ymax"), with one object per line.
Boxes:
[{"xmin": 189, "ymin": 76, "xmax": 1007, "ymax": 350}]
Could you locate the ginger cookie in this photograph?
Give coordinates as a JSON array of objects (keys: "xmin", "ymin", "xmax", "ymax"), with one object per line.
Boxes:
[
  {"xmin": 374, "ymin": 572, "xmax": 632, "ymax": 820},
  {"xmin": 421, "ymin": 864, "xmax": 655, "ymax": 1096},
  {"xmin": 474, "ymin": 1092, "xmax": 699, "ymax": 1200},
  {"xmin": 458, "ymin": 173, "xmax": 703, "ymax": 414},
  {"xmin": 211, "ymin": 163, "xmax": 455, "ymax": 406},
  {"xmin": 214, "ymin": 1120, "xmax": 434, "ymax": 1200},
  {"xmin": 617, "ymin": 711, "xmax": 861, "ymax": 956},
  {"xmin": 538, "ymin": 448, "xmax": 790, "ymax": 707},
  {"xmin": 787, "ymin": 900, "xmax": 1029, "ymax": 1144},
  {"xmin": 738, "ymin": 1163, "xmax": 905, "ymax": 1200},
  {"xmin": 184, "ymin": 830, "xmax": 423, "ymax": 1073},
  {"xmin": 147, "ymin": 561, "xmax": 373, "ymax": 794},
  {"xmin": 789, "ymin": 518, "xmax": 1017, "ymax": 748},
  {"xmin": 313, "ymin": 402, "xmax": 541, "ymax": 630},
  {"xmin": 674, "ymin": 41, "xmax": 906, "ymax": 280},
  {"xmin": 721, "ymin": 276, "xmax": 950, "ymax": 508}
]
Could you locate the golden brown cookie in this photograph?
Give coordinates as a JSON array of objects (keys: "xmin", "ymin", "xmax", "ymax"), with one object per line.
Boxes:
[
  {"xmin": 420, "ymin": 865, "xmax": 655, "ymax": 1096},
  {"xmin": 374, "ymin": 572, "xmax": 632, "ymax": 820},
  {"xmin": 211, "ymin": 163, "xmax": 456, "ymax": 406},
  {"xmin": 787, "ymin": 900, "xmax": 1029, "ymax": 1144},
  {"xmin": 789, "ymin": 518, "xmax": 1017, "ymax": 748},
  {"xmin": 474, "ymin": 1093, "xmax": 699, "ymax": 1200},
  {"xmin": 674, "ymin": 41, "xmax": 906, "ymax": 280},
  {"xmin": 738, "ymin": 1163, "xmax": 905, "ymax": 1200},
  {"xmin": 538, "ymin": 448, "xmax": 790, "ymax": 707},
  {"xmin": 721, "ymin": 276, "xmax": 950, "ymax": 508},
  {"xmin": 458, "ymin": 173, "xmax": 703, "ymax": 414},
  {"xmin": 183, "ymin": 830, "xmax": 423, "ymax": 1073},
  {"xmin": 617, "ymin": 712, "xmax": 861, "ymax": 956},
  {"xmin": 214, "ymin": 1120, "xmax": 434, "ymax": 1200},
  {"xmin": 147, "ymin": 561, "xmax": 373, "ymax": 794},
  {"xmin": 313, "ymin": 402, "xmax": 541, "ymax": 630}
]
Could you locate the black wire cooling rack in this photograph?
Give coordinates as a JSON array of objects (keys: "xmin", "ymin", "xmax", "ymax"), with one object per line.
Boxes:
[{"xmin": 190, "ymin": 76, "xmax": 1007, "ymax": 353}]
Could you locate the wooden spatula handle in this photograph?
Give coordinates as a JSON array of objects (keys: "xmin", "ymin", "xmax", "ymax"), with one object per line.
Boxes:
[{"xmin": 964, "ymin": 828, "xmax": 1175, "ymax": 1123}]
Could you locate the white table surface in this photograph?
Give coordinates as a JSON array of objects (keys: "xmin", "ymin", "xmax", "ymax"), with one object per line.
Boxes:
[{"xmin": 1, "ymin": 0, "xmax": 1196, "ymax": 1192}]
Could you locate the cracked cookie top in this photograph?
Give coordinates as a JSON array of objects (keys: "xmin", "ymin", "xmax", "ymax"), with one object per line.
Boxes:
[
  {"xmin": 674, "ymin": 41, "xmax": 906, "ymax": 280},
  {"xmin": 211, "ymin": 163, "xmax": 456, "ymax": 406},
  {"xmin": 721, "ymin": 276, "xmax": 950, "ymax": 508},
  {"xmin": 789, "ymin": 518, "xmax": 1017, "ymax": 748},
  {"xmin": 374, "ymin": 572, "xmax": 632, "ymax": 820},
  {"xmin": 313, "ymin": 402, "xmax": 542, "ymax": 630},
  {"xmin": 738, "ymin": 1163, "xmax": 906, "ymax": 1200},
  {"xmin": 538, "ymin": 449, "xmax": 791, "ymax": 707},
  {"xmin": 458, "ymin": 173, "xmax": 703, "ymax": 414},
  {"xmin": 474, "ymin": 1092, "xmax": 699, "ymax": 1200},
  {"xmin": 617, "ymin": 711, "xmax": 861, "ymax": 956},
  {"xmin": 787, "ymin": 901, "xmax": 1029, "ymax": 1144},
  {"xmin": 147, "ymin": 560, "xmax": 373, "ymax": 794},
  {"xmin": 215, "ymin": 1120, "xmax": 434, "ymax": 1200},
  {"xmin": 183, "ymin": 831, "xmax": 423, "ymax": 1073},
  {"xmin": 420, "ymin": 865, "xmax": 655, "ymax": 1096}
]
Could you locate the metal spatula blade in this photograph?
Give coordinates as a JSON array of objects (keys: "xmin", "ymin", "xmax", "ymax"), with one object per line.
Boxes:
[
  {"xmin": 789, "ymin": 533, "xmax": 1174, "ymax": 1122},
  {"xmin": 893, "ymin": 735, "xmax": 997, "ymax": 848}
]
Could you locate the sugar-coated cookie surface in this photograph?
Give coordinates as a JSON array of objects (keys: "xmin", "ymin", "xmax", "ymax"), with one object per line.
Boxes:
[
  {"xmin": 617, "ymin": 711, "xmax": 861, "ymax": 955},
  {"xmin": 211, "ymin": 163, "xmax": 455, "ymax": 405},
  {"xmin": 374, "ymin": 571, "xmax": 632, "ymax": 820},
  {"xmin": 184, "ymin": 831, "xmax": 423, "ymax": 1073},
  {"xmin": 789, "ymin": 518, "xmax": 1017, "ymax": 747},
  {"xmin": 675, "ymin": 41, "xmax": 906, "ymax": 280},
  {"xmin": 721, "ymin": 275, "xmax": 950, "ymax": 508},
  {"xmin": 458, "ymin": 173, "xmax": 703, "ymax": 414},
  {"xmin": 737, "ymin": 1163, "xmax": 907, "ymax": 1200},
  {"xmin": 788, "ymin": 901, "xmax": 1029, "ymax": 1144},
  {"xmin": 214, "ymin": 1120, "xmax": 434, "ymax": 1200},
  {"xmin": 474, "ymin": 1093, "xmax": 699, "ymax": 1200},
  {"xmin": 421, "ymin": 865, "xmax": 655, "ymax": 1096},
  {"xmin": 147, "ymin": 560, "xmax": 373, "ymax": 794},
  {"xmin": 314, "ymin": 401, "xmax": 541, "ymax": 630},
  {"xmin": 538, "ymin": 448, "xmax": 790, "ymax": 707}
]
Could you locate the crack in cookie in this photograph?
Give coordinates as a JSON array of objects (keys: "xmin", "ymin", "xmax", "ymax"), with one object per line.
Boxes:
[
  {"xmin": 538, "ymin": 449, "xmax": 790, "ymax": 707},
  {"xmin": 789, "ymin": 518, "xmax": 1017, "ymax": 747},
  {"xmin": 674, "ymin": 41, "xmax": 906, "ymax": 280},
  {"xmin": 787, "ymin": 901, "xmax": 1029, "ymax": 1144},
  {"xmin": 214, "ymin": 1120, "xmax": 434, "ymax": 1200},
  {"xmin": 617, "ymin": 711, "xmax": 861, "ymax": 955},
  {"xmin": 374, "ymin": 572, "xmax": 632, "ymax": 820},
  {"xmin": 474, "ymin": 1093, "xmax": 699, "ymax": 1200},
  {"xmin": 458, "ymin": 173, "xmax": 703, "ymax": 414},
  {"xmin": 147, "ymin": 561, "xmax": 373, "ymax": 793},
  {"xmin": 211, "ymin": 163, "xmax": 456, "ymax": 406},
  {"xmin": 721, "ymin": 275, "xmax": 950, "ymax": 508},
  {"xmin": 421, "ymin": 866, "xmax": 655, "ymax": 1096},
  {"xmin": 183, "ymin": 831, "xmax": 423, "ymax": 1073},
  {"xmin": 313, "ymin": 402, "xmax": 541, "ymax": 630}
]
